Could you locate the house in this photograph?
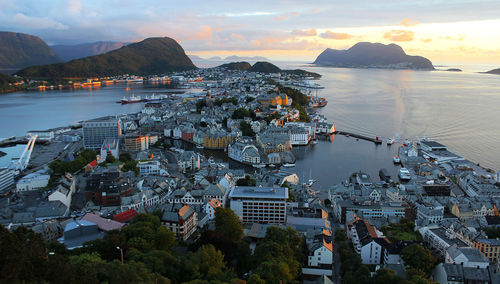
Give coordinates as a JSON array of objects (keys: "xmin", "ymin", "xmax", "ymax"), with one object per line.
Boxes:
[
  {"xmin": 177, "ymin": 151, "xmax": 200, "ymax": 173},
  {"xmin": 35, "ymin": 201, "xmax": 69, "ymax": 221},
  {"xmin": 445, "ymin": 245, "xmax": 489, "ymax": 268},
  {"xmin": 138, "ymin": 160, "xmax": 162, "ymax": 175},
  {"xmin": 347, "ymin": 218, "xmax": 390, "ymax": 264},
  {"xmin": 85, "ymin": 160, "xmax": 98, "ymax": 173},
  {"xmin": 48, "ymin": 173, "xmax": 76, "ymax": 208},
  {"xmin": 308, "ymin": 239, "xmax": 333, "ymax": 267},
  {"xmin": 113, "ymin": 209, "xmax": 138, "ymax": 223},
  {"xmin": 229, "ymin": 186, "xmax": 288, "ymax": 224},
  {"xmin": 16, "ymin": 169, "xmax": 50, "ymax": 192},
  {"xmin": 161, "ymin": 204, "xmax": 198, "ymax": 241},
  {"xmin": 433, "ymin": 263, "xmax": 464, "ymax": 284},
  {"xmin": 81, "ymin": 213, "xmax": 126, "ymax": 232},
  {"xmin": 58, "ymin": 220, "xmax": 104, "ymax": 250},
  {"xmin": 204, "ymin": 198, "xmax": 222, "ymax": 220}
]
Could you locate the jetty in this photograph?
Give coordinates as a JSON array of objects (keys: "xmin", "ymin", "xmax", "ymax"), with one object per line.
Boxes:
[{"xmin": 332, "ymin": 131, "xmax": 383, "ymax": 144}]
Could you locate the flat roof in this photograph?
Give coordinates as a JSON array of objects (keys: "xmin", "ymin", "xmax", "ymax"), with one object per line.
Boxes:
[
  {"xmin": 229, "ymin": 186, "xmax": 288, "ymax": 200},
  {"xmin": 421, "ymin": 140, "xmax": 447, "ymax": 149}
]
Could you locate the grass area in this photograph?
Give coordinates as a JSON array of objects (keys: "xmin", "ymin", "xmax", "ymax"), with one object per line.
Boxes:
[{"xmin": 381, "ymin": 219, "xmax": 422, "ymax": 242}]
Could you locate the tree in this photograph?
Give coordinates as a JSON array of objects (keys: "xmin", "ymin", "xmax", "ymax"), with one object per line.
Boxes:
[
  {"xmin": 214, "ymin": 208, "xmax": 243, "ymax": 242},
  {"xmin": 239, "ymin": 121, "xmax": 255, "ymax": 137},
  {"xmin": 119, "ymin": 152, "xmax": 132, "ymax": 163},
  {"xmin": 184, "ymin": 245, "xmax": 228, "ymax": 281},
  {"xmin": 374, "ymin": 268, "xmax": 399, "ymax": 284},
  {"xmin": 106, "ymin": 154, "xmax": 116, "ymax": 163},
  {"xmin": 247, "ymin": 274, "xmax": 265, "ymax": 284},
  {"xmin": 401, "ymin": 244, "xmax": 437, "ymax": 276}
]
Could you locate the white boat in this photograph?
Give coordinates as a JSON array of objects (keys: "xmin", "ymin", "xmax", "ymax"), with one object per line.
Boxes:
[
  {"xmin": 393, "ymin": 155, "xmax": 401, "ymax": 164},
  {"xmin": 268, "ymin": 164, "xmax": 276, "ymax": 168},
  {"xmin": 387, "ymin": 138, "xmax": 395, "ymax": 145},
  {"xmin": 311, "ymin": 140, "xmax": 318, "ymax": 145},
  {"xmin": 252, "ymin": 164, "xmax": 266, "ymax": 168},
  {"xmin": 283, "ymin": 163, "xmax": 295, "ymax": 167},
  {"xmin": 399, "ymin": 168, "xmax": 411, "ymax": 181},
  {"xmin": 303, "ymin": 179, "xmax": 316, "ymax": 187},
  {"xmin": 196, "ymin": 144, "xmax": 204, "ymax": 149},
  {"xmin": 208, "ymin": 156, "xmax": 215, "ymax": 164},
  {"xmin": 121, "ymin": 95, "xmax": 142, "ymax": 104}
]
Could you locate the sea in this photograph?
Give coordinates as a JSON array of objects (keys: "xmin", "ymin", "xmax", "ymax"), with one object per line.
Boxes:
[{"xmin": 1, "ymin": 61, "xmax": 499, "ymax": 189}]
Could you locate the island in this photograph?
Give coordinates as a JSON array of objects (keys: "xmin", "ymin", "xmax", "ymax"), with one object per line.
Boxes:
[
  {"xmin": 484, "ymin": 68, "xmax": 500, "ymax": 75},
  {"xmin": 445, "ymin": 68, "xmax": 462, "ymax": 72},
  {"xmin": 313, "ymin": 42, "xmax": 434, "ymax": 70},
  {"xmin": 218, "ymin": 61, "xmax": 322, "ymax": 78}
]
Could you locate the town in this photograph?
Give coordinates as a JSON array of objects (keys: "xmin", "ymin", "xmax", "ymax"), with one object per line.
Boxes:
[{"xmin": 1, "ymin": 66, "xmax": 500, "ymax": 284}]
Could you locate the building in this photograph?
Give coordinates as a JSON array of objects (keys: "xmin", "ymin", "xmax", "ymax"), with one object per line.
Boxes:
[
  {"xmin": 83, "ymin": 118, "xmax": 121, "ymax": 149},
  {"xmin": 16, "ymin": 170, "xmax": 50, "ymax": 192},
  {"xmin": 228, "ymin": 138, "xmax": 261, "ymax": 165},
  {"xmin": 124, "ymin": 134, "xmax": 149, "ymax": 151},
  {"xmin": 203, "ymin": 129, "xmax": 232, "ymax": 150},
  {"xmin": 100, "ymin": 138, "xmax": 119, "ymax": 159},
  {"xmin": 27, "ymin": 130, "xmax": 54, "ymax": 141},
  {"xmin": 347, "ymin": 218, "xmax": 390, "ymax": 264},
  {"xmin": 81, "ymin": 213, "xmax": 126, "ymax": 232},
  {"xmin": 229, "ymin": 186, "xmax": 288, "ymax": 224},
  {"xmin": 205, "ymin": 198, "xmax": 222, "ymax": 220},
  {"xmin": 0, "ymin": 168, "xmax": 14, "ymax": 192},
  {"xmin": 58, "ymin": 220, "xmax": 104, "ymax": 250},
  {"xmin": 177, "ymin": 151, "xmax": 200, "ymax": 172},
  {"xmin": 445, "ymin": 245, "xmax": 489, "ymax": 268},
  {"xmin": 138, "ymin": 160, "xmax": 161, "ymax": 175},
  {"xmin": 308, "ymin": 239, "xmax": 333, "ymax": 267},
  {"xmin": 85, "ymin": 171, "xmax": 131, "ymax": 207},
  {"xmin": 473, "ymin": 238, "xmax": 500, "ymax": 263},
  {"xmin": 161, "ymin": 204, "xmax": 198, "ymax": 241}
]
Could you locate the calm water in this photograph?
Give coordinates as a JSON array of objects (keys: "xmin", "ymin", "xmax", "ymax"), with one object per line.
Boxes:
[{"xmin": 1, "ymin": 64, "xmax": 499, "ymax": 185}]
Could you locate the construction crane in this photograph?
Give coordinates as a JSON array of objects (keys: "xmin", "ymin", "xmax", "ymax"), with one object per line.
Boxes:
[{"xmin": 10, "ymin": 135, "xmax": 38, "ymax": 174}]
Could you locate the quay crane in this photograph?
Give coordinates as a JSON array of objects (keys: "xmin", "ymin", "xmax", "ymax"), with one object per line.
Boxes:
[{"xmin": 10, "ymin": 135, "xmax": 38, "ymax": 174}]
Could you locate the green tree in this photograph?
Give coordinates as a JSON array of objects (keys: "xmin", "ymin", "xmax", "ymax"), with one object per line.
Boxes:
[
  {"xmin": 374, "ymin": 268, "xmax": 399, "ymax": 284},
  {"xmin": 119, "ymin": 152, "xmax": 132, "ymax": 162},
  {"xmin": 239, "ymin": 121, "xmax": 255, "ymax": 137},
  {"xmin": 184, "ymin": 244, "xmax": 228, "ymax": 281},
  {"xmin": 247, "ymin": 274, "xmax": 265, "ymax": 284},
  {"xmin": 401, "ymin": 244, "xmax": 437, "ymax": 276},
  {"xmin": 215, "ymin": 208, "xmax": 243, "ymax": 242}
]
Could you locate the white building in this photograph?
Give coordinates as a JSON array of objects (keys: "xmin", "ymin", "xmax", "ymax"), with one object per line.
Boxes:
[
  {"xmin": 48, "ymin": 173, "xmax": 76, "ymax": 208},
  {"xmin": 308, "ymin": 240, "xmax": 333, "ymax": 267},
  {"xmin": 229, "ymin": 186, "xmax": 288, "ymax": 224},
  {"xmin": 204, "ymin": 198, "xmax": 222, "ymax": 220},
  {"xmin": 177, "ymin": 151, "xmax": 200, "ymax": 172},
  {"xmin": 138, "ymin": 160, "xmax": 161, "ymax": 175},
  {"xmin": 100, "ymin": 138, "xmax": 119, "ymax": 159},
  {"xmin": 0, "ymin": 168, "xmax": 14, "ymax": 192},
  {"xmin": 27, "ymin": 130, "xmax": 54, "ymax": 141},
  {"xmin": 16, "ymin": 170, "xmax": 50, "ymax": 191},
  {"xmin": 445, "ymin": 245, "xmax": 489, "ymax": 268}
]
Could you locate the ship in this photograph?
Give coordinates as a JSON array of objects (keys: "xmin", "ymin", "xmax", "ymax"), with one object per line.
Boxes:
[
  {"xmin": 121, "ymin": 95, "xmax": 142, "ymax": 104},
  {"xmin": 143, "ymin": 93, "xmax": 161, "ymax": 102},
  {"xmin": 387, "ymin": 138, "xmax": 395, "ymax": 145},
  {"xmin": 398, "ymin": 168, "xmax": 411, "ymax": 181},
  {"xmin": 283, "ymin": 163, "xmax": 295, "ymax": 167}
]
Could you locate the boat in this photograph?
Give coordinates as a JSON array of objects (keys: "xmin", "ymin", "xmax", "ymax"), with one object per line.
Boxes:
[
  {"xmin": 252, "ymin": 164, "xmax": 266, "ymax": 168},
  {"xmin": 283, "ymin": 163, "xmax": 295, "ymax": 167},
  {"xmin": 393, "ymin": 155, "xmax": 401, "ymax": 164},
  {"xmin": 208, "ymin": 156, "xmax": 215, "ymax": 164},
  {"xmin": 121, "ymin": 95, "xmax": 142, "ymax": 104},
  {"xmin": 311, "ymin": 140, "xmax": 318, "ymax": 145},
  {"xmin": 196, "ymin": 144, "xmax": 204, "ymax": 149},
  {"xmin": 387, "ymin": 138, "xmax": 395, "ymax": 145},
  {"xmin": 269, "ymin": 164, "xmax": 276, "ymax": 168},
  {"xmin": 398, "ymin": 168, "xmax": 411, "ymax": 181},
  {"xmin": 143, "ymin": 93, "xmax": 161, "ymax": 102},
  {"xmin": 303, "ymin": 179, "xmax": 316, "ymax": 187}
]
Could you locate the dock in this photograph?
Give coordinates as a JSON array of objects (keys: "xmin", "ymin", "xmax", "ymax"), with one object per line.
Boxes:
[{"xmin": 332, "ymin": 131, "xmax": 383, "ymax": 144}]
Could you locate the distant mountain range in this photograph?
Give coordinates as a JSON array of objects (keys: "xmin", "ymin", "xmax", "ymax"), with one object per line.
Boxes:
[
  {"xmin": 314, "ymin": 42, "xmax": 434, "ymax": 70},
  {"xmin": 218, "ymin": 61, "xmax": 321, "ymax": 78},
  {"xmin": 188, "ymin": 55, "xmax": 269, "ymax": 61},
  {"xmin": 0, "ymin": 31, "xmax": 61, "ymax": 72},
  {"xmin": 17, "ymin": 37, "xmax": 196, "ymax": 78},
  {"xmin": 51, "ymin": 41, "xmax": 129, "ymax": 61}
]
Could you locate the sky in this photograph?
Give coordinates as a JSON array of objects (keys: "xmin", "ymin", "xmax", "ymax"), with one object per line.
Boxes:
[{"xmin": 1, "ymin": 0, "xmax": 500, "ymax": 63}]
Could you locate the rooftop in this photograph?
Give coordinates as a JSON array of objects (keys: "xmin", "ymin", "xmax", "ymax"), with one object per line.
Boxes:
[{"xmin": 229, "ymin": 186, "xmax": 288, "ymax": 199}]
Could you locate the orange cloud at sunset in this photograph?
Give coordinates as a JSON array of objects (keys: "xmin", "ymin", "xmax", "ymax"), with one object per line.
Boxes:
[
  {"xmin": 400, "ymin": 18, "xmax": 419, "ymax": 26},
  {"xmin": 383, "ymin": 30, "xmax": 415, "ymax": 42},
  {"xmin": 320, "ymin": 30, "xmax": 353, "ymax": 40},
  {"xmin": 291, "ymin": 29, "xmax": 317, "ymax": 36}
]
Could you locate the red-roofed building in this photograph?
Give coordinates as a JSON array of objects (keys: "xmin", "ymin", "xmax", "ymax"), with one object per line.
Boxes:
[
  {"xmin": 113, "ymin": 209, "xmax": 138, "ymax": 223},
  {"xmin": 85, "ymin": 160, "xmax": 98, "ymax": 173},
  {"xmin": 82, "ymin": 213, "xmax": 126, "ymax": 232},
  {"xmin": 204, "ymin": 198, "xmax": 222, "ymax": 220}
]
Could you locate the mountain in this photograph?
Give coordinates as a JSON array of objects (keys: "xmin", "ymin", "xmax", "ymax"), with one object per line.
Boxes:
[
  {"xmin": 188, "ymin": 54, "xmax": 206, "ymax": 61},
  {"xmin": 248, "ymin": 61, "xmax": 282, "ymax": 73},
  {"xmin": 16, "ymin": 37, "xmax": 196, "ymax": 78},
  {"xmin": 313, "ymin": 42, "xmax": 434, "ymax": 70},
  {"xmin": 209, "ymin": 56, "xmax": 222, "ymax": 60},
  {"xmin": 484, "ymin": 68, "xmax": 500, "ymax": 75},
  {"xmin": 51, "ymin": 41, "xmax": 129, "ymax": 61},
  {"xmin": 224, "ymin": 55, "xmax": 269, "ymax": 61},
  {"xmin": 218, "ymin": 61, "xmax": 251, "ymax": 71},
  {"xmin": 0, "ymin": 31, "xmax": 61, "ymax": 71}
]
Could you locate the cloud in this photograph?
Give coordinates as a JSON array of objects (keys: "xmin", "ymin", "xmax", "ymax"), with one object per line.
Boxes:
[
  {"xmin": 400, "ymin": 18, "xmax": 418, "ymax": 26},
  {"xmin": 13, "ymin": 13, "xmax": 69, "ymax": 30},
  {"xmin": 420, "ymin": 38, "xmax": 432, "ymax": 43},
  {"xmin": 273, "ymin": 12, "xmax": 299, "ymax": 21},
  {"xmin": 191, "ymin": 25, "xmax": 213, "ymax": 41},
  {"xmin": 291, "ymin": 29, "xmax": 317, "ymax": 36},
  {"xmin": 319, "ymin": 30, "xmax": 353, "ymax": 40},
  {"xmin": 383, "ymin": 30, "xmax": 414, "ymax": 41},
  {"xmin": 439, "ymin": 34, "xmax": 466, "ymax": 41},
  {"xmin": 67, "ymin": 0, "xmax": 82, "ymax": 14}
]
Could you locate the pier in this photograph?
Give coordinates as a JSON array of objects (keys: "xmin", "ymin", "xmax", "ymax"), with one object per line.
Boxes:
[{"xmin": 332, "ymin": 131, "xmax": 383, "ymax": 144}]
